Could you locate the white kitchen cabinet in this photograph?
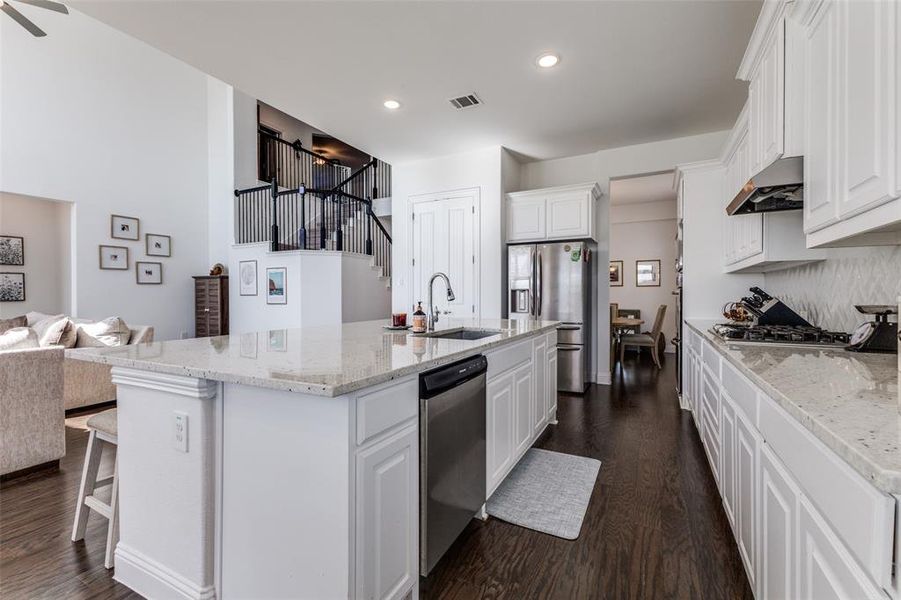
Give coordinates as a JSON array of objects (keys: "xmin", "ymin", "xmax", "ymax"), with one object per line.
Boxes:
[
  {"xmin": 734, "ymin": 408, "xmax": 758, "ymax": 591},
  {"xmin": 801, "ymin": 0, "xmax": 901, "ymax": 247},
  {"xmin": 356, "ymin": 422, "xmax": 418, "ymax": 600},
  {"xmin": 506, "ymin": 195, "xmax": 546, "ymax": 242},
  {"xmin": 798, "ymin": 496, "xmax": 886, "ymax": 600},
  {"xmin": 506, "ymin": 183, "xmax": 599, "ymax": 243},
  {"xmin": 531, "ymin": 336, "xmax": 547, "ymax": 437},
  {"xmin": 513, "ymin": 362, "xmax": 533, "ymax": 458},
  {"xmin": 720, "ymin": 394, "xmax": 737, "ymax": 529},
  {"xmin": 546, "ymin": 346, "xmax": 557, "ymax": 423},
  {"xmin": 751, "ymin": 18, "xmax": 786, "ymax": 174},
  {"xmin": 487, "ymin": 372, "xmax": 515, "ymax": 493},
  {"xmin": 759, "ymin": 443, "xmax": 799, "ymax": 600}
]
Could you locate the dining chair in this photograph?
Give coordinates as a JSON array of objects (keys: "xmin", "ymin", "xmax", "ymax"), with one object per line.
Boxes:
[
  {"xmin": 617, "ymin": 308, "xmax": 641, "ymax": 335},
  {"xmin": 609, "ymin": 303, "xmax": 619, "ymax": 370},
  {"xmin": 619, "ymin": 304, "xmax": 667, "ymax": 369}
]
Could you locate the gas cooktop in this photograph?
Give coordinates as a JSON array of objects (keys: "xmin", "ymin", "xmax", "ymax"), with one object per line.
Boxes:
[{"xmin": 710, "ymin": 323, "xmax": 851, "ymax": 348}]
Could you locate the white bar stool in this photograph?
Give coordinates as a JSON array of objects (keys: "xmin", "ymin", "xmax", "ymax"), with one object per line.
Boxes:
[{"xmin": 71, "ymin": 408, "xmax": 119, "ymax": 569}]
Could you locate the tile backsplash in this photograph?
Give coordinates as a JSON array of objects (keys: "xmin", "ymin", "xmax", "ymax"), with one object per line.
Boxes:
[{"xmin": 764, "ymin": 246, "xmax": 901, "ymax": 333}]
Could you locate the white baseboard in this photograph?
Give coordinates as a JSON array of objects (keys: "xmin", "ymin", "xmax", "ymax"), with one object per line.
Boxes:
[
  {"xmin": 115, "ymin": 543, "xmax": 215, "ymax": 600},
  {"xmin": 596, "ymin": 370, "xmax": 612, "ymax": 386}
]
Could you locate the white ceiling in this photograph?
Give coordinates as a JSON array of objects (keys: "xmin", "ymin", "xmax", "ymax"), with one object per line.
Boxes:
[
  {"xmin": 70, "ymin": 0, "xmax": 761, "ymax": 165},
  {"xmin": 609, "ymin": 171, "xmax": 676, "ymax": 205}
]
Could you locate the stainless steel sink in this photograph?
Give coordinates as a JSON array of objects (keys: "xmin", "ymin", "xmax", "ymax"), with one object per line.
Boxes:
[{"xmin": 421, "ymin": 328, "xmax": 502, "ymax": 341}]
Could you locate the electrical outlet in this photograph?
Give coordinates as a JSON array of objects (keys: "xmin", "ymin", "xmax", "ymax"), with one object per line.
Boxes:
[{"xmin": 173, "ymin": 411, "xmax": 188, "ymax": 453}]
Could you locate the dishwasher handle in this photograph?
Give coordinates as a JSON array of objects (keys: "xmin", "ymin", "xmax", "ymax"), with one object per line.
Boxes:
[{"xmin": 419, "ymin": 355, "xmax": 488, "ymax": 399}]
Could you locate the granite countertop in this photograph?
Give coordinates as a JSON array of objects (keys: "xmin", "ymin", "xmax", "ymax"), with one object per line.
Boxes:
[
  {"xmin": 68, "ymin": 318, "xmax": 560, "ymax": 397},
  {"xmin": 685, "ymin": 319, "xmax": 901, "ymax": 494}
]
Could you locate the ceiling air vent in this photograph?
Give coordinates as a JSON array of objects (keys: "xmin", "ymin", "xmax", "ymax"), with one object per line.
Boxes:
[{"xmin": 449, "ymin": 93, "xmax": 482, "ymax": 110}]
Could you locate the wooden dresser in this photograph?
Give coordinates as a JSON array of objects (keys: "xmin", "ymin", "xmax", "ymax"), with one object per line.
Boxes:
[{"xmin": 193, "ymin": 275, "xmax": 229, "ymax": 337}]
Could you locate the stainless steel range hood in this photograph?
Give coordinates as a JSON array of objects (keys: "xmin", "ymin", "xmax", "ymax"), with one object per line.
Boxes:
[{"xmin": 726, "ymin": 156, "xmax": 804, "ymax": 215}]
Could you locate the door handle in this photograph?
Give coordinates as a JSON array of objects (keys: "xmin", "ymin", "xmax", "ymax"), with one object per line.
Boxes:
[
  {"xmin": 536, "ymin": 251, "xmax": 543, "ymax": 318},
  {"xmin": 530, "ymin": 251, "xmax": 537, "ymax": 317},
  {"xmin": 558, "ymin": 344, "xmax": 581, "ymax": 351}
]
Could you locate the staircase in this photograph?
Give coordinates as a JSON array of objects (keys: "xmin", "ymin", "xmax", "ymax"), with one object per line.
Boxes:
[{"xmin": 234, "ymin": 130, "xmax": 392, "ymax": 286}]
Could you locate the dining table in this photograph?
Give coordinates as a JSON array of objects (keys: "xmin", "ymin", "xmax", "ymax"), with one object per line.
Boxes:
[{"xmin": 611, "ymin": 316, "xmax": 645, "ymax": 369}]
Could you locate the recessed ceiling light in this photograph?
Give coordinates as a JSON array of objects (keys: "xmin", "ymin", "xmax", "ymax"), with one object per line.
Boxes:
[
  {"xmin": 383, "ymin": 99, "xmax": 401, "ymax": 110},
  {"xmin": 536, "ymin": 53, "xmax": 560, "ymax": 69}
]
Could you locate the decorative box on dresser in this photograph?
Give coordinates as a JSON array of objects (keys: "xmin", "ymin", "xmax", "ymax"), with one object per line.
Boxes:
[{"xmin": 193, "ymin": 275, "xmax": 229, "ymax": 337}]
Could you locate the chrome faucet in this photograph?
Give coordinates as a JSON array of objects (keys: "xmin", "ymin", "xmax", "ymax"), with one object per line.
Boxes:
[{"xmin": 427, "ymin": 272, "xmax": 456, "ymax": 331}]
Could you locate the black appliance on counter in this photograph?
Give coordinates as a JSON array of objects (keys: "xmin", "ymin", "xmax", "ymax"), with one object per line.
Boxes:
[
  {"xmin": 847, "ymin": 305, "xmax": 898, "ymax": 354},
  {"xmin": 736, "ymin": 287, "xmax": 811, "ymax": 327}
]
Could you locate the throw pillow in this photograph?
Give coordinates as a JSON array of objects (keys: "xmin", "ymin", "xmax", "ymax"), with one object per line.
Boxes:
[
  {"xmin": 76, "ymin": 317, "xmax": 131, "ymax": 347},
  {"xmin": 0, "ymin": 315, "xmax": 26, "ymax": 334},
  {"xmin": 25, "ymin": 311, "xmax": 55, "ymax": 327},
  {"xmin": 0, "ymin": 327, "xmax": 40, "ymax": 351},
  {"xmin": 32, "ymin": 314, "xmax": 70, "ymax": 347},
  {"xmin": 58, "ymin": 319, "xmax": 77, "ymax": 348}
]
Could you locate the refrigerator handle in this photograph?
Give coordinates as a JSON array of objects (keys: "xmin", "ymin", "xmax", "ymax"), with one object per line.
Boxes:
[
  {"xmin": 530, "ymin": 250, "xmax": 536, "ymax": 316},
  {"xmin": 536, "ymin": 251, "xmax": 543, "ymax": 317}
]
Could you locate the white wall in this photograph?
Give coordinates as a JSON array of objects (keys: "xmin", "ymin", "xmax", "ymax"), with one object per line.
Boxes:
[
  {"xmin": 0, "ymin": 192, "xmax": 72, "ymax": 317},
  {"xmin": 0, "ymin": 9, "xmax": 215, "ymax": 340},
  {"xmin": 229, "ymin": 245, "xmax": 390, "ymax": 334},
  {"xmin": 391, "ymin": 146, "xmax": 503, "ymax": 319},
  {"xmin": 609, "ymin": 206, "xmax": 678, "ymax": 353},
  {"xmin": 518, "ymin": 130, "xmax": 729, "ymax": 383}
]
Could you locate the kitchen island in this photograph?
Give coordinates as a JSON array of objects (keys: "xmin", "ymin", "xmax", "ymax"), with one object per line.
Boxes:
[{"xmin": 69, "ymin": 318, "xmax": 560, "ymax": 600}]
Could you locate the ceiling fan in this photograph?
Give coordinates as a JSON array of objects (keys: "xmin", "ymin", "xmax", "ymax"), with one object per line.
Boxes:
[{"xmin": 1, "ymin": 0, "xmax": 68, "ymax": 37}]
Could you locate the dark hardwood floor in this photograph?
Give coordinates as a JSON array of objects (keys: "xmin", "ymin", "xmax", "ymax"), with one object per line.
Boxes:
[
  {"xmin": 0, "ymin": 353, "xmax": 751, "ymax": 599},
  {"xmin": 422, "ymin": 353, "xmax": 753, "ymax": 600}
]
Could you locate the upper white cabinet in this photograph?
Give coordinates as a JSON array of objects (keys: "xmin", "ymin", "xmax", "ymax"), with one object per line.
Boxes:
[
  {"xmin": 748, "ymin": 17, "xmax": 786, "ymax": 173},
  {"xmin": 799, "ymin": 0, "xmax": 901, "ymax": 247},
  {"xmin": 720, "ymin": 100, "xmax": 824, "ymax": 273},
  {"xmin": 507, "ymin": 183, "xmax": 599, "ymax": 243}
]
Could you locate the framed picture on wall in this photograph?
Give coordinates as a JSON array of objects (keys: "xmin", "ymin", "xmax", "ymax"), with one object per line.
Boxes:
[
  {"xmin": 609, "ymin": 261, "xmax": 623, "ymax": 287},
  {"xmin": 0, "ymin": 236, "xmax": 24, "ymax": 266},
  {"xmin": 239, "ymin": 260, "xmax": 258, "ymax": 296},
  {"xmin": 145, "ymin": 234, "xmax": 171, "ymax": 257},
  {"xmin": 266, "ymin": 267, "xmax": 287, "ymax": 305},
  {"xmin": 136, "ymin": 261, "xmax": 162, "ymax": 285},
  {"xmin": 0, "ymin": 273, "xmax": 25, "ymax": 302},
  {"xmin": 111, "ymin": 214, "xmax": 140, "ymax": 241},
  {"xmin": 636, "ymin": 259, "xmax": 661, "ymax": 287},
  {"xmin": 99, "ymin": 245, "xmax": 129, "ymax": 270}
]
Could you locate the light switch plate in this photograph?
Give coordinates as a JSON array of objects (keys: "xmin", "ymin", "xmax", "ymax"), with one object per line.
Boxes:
[{"xmin": 173, "ymin": 411, "xmax": 188, "ymax": 453}]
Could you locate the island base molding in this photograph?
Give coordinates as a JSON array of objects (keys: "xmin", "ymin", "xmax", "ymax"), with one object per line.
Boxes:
[{"xmin": 115, "ymin": 543, "xmax": 216, "ymax": 600}]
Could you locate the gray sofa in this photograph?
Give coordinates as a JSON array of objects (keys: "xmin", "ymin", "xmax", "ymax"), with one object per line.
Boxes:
[{"xmin": 0, "ymin": 324, "xmax": 153, "ymax": 477}]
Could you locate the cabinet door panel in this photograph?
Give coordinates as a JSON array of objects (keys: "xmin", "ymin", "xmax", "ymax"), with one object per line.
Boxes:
[
  {"xmin": 356, "ymin": 424, "xmax": 417, "ymax": 600},
  {"xmin": 840, "ymin": 0, "xmax": 894, "ymax": 217},
  {"xmin": 804, "ymin": 1, "xmax": 841, "ymax": 233},
  {"xmin": 547, "ymin": 348, "xmax": 557, "ymax": 421},
  {"xmin": 760, "ymin": 21, "xmax": 786, "ymax": 168},
  {"xmin": 736, "ymin": 411, "xmax": 758, "ymax": 589},
  {"xmin": 546, "ymin": 193, "xmax": 589, "ymax": 239},
  {"xmin": 487, "ymin": 373, "xmax": 515, "ymax": 492},
  {"xmin": 513, "ymin": 364, "xmax": 533, "ymax": 458},
  {"xmin": 798, "ymin": 496, "xmax": 884, "ymax": 600},
  {"xmin": 532, "ymin": 339, "xmax": 547, "ymax": 436},
  {"xmin": 720, "ymin": 395, "xmax": 737, "ymax": 529},
  {"xmin": 507, "ymin": 197, "xmax": 546, "ymax": 242},
  {"xmin": 759, "ymin": 444, "xmax": 799, "ymax": 600}
]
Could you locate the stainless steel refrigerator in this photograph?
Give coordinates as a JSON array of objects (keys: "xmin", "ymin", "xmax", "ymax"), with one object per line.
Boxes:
[{"xmin": 508, "ymin": 241, "xmax": 591, "ymax": 393}]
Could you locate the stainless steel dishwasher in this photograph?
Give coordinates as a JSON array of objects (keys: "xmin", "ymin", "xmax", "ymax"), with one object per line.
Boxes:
[{"xmin": 419, "ymin": 354, "xmax": 487, "ymax": 576}]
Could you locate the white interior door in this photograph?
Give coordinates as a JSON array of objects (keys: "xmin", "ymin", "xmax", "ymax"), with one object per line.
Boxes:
[{"xmin": 410, "ymin": 191, "xmax": 477, "ymax": 319}]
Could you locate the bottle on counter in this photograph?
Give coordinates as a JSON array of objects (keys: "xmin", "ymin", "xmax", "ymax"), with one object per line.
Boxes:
[{"xmin": 412, "ymin": 302, "xmax": 427, "ymax": 333}]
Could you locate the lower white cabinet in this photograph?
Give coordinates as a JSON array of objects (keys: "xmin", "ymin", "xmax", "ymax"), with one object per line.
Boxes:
[
  {"xmin": 513, "ymin": 362, "xmax": 533, "ymax": 458},
  {"xmin": 486, "ymin": 332, "xmax": 557, "ymax": 497},
  {"xmin": 487, "ymin": 371, "xmax": 515, "ymax": 492},
  {"xmin": 356, "ymin": 421, "xmax": 418, "ymax": 600},
  {"xmin": 759, "ymin": 443, "xmax": 799, "ymax": 600},
  {"xmin": 546, "ymin": 347, "xmax": 558, "ymax": 422},
  {"xmin": 689, "ymin": 327, "xmax": 894, "ymax": 600},
  {"xmin": 798, "ymin": 495, "xmax": 886, "ymax": 600}
]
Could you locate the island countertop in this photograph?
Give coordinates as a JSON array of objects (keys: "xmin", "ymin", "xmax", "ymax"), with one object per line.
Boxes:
[
  {"xmin": 67, "ymin": 318, "xmax": 560, "ymax": 397},
  {"xmin": 685, "ymin": 319, "xmax": 901, "ymax": 494}
]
